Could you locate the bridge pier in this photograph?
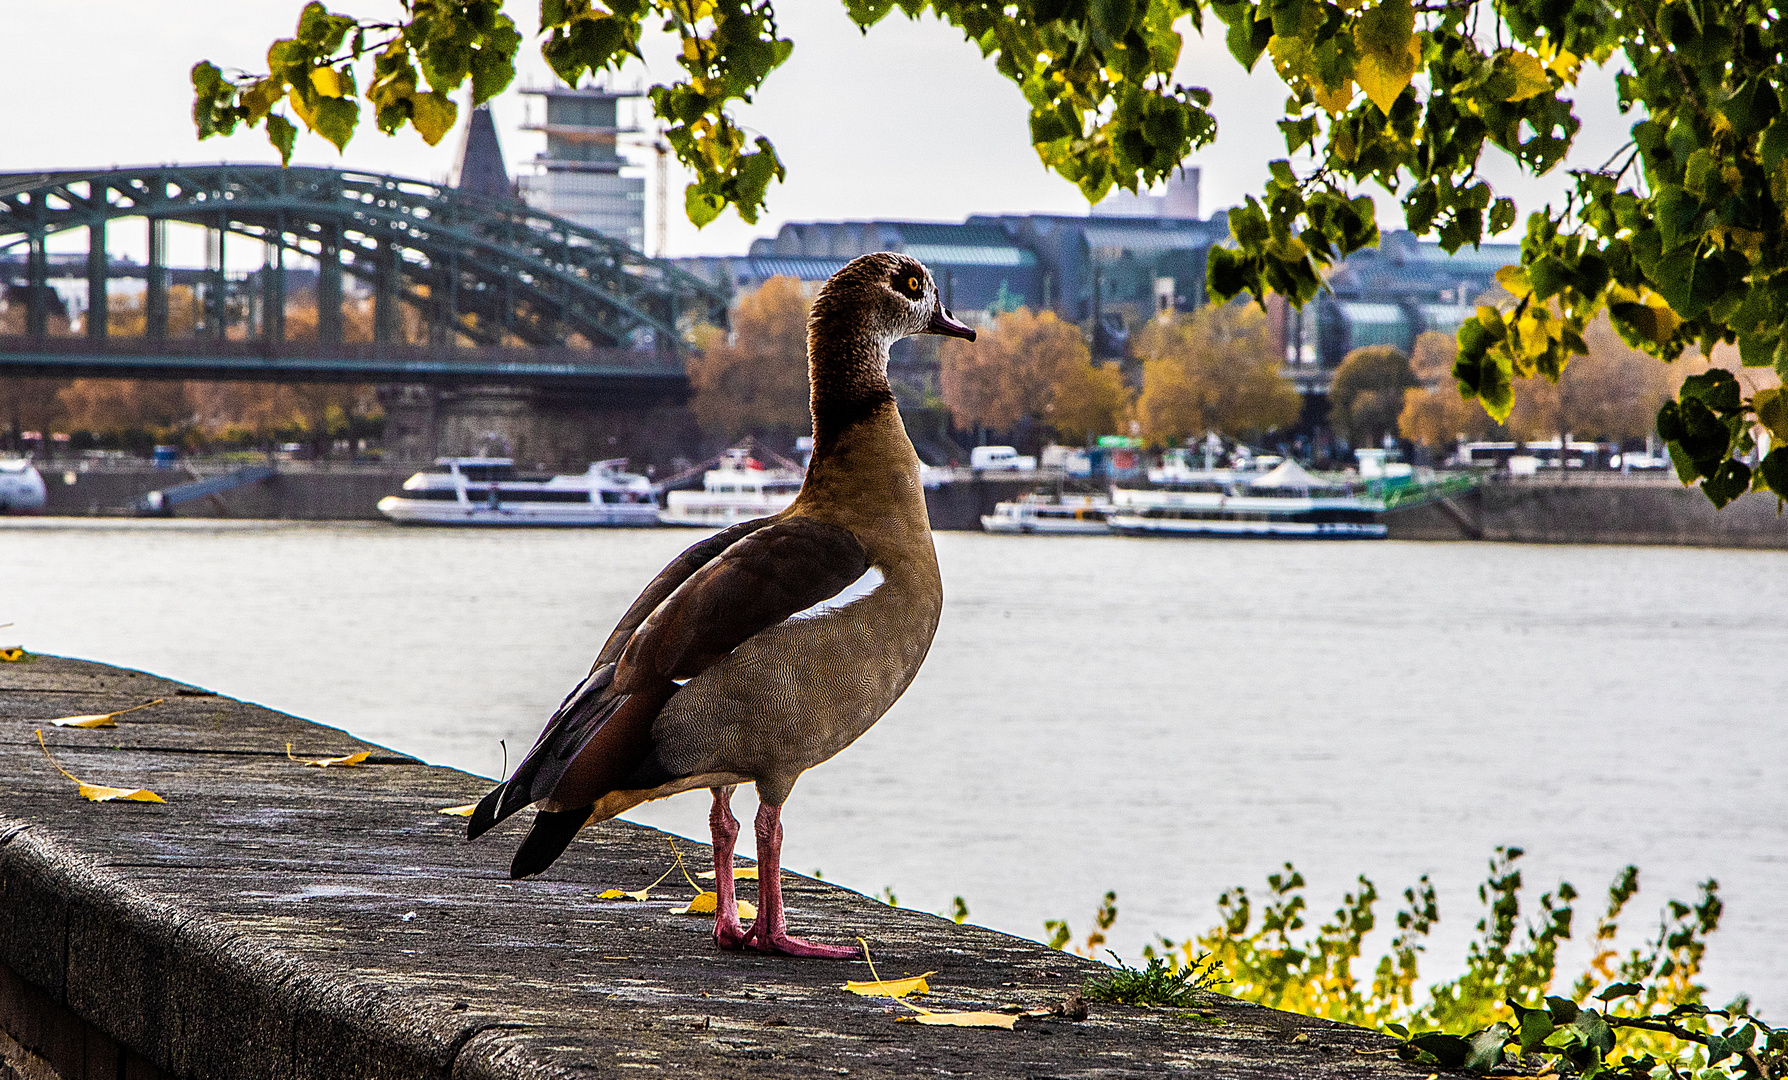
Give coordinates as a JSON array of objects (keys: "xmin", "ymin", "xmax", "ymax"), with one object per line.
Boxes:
[
  {"xmin": 85, "ymin": 219, "xmax": 106, "ymax": 340},
  {"xmin": 24, "ymin": 232, "xmax": 47, "ymax": 337},
  {"xmin": 318, "ymin": 225, "xmax": 343, "ymax": 346},
  {"xmin": 145, "ymin": 219, "xmax": 167, "ymax": 340},
  {"xmin": 378, "ymin": 384, "xmax": 701, "ymax": 469}
]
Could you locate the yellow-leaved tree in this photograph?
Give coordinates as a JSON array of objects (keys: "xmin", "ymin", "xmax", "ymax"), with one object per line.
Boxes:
[
  {"xmin": 1134, "ymin": 304, "xmax": 1301, "ymax": 446},
  {"xmin": 939, "ymin": 307, "xmax": 1129, "ymax": 441},
  {"xmin": 1328, "ymin": 345, "xmax": 1419, "ymax": 448},
  {"xmin": 686, "ymin": 276, "xmax": 812, "ymax": 444}
]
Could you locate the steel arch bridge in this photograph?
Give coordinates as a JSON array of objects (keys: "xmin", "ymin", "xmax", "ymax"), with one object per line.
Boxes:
[{"xmin": 0, "ymin": 165, "xmax": 729, "ymax": 394}]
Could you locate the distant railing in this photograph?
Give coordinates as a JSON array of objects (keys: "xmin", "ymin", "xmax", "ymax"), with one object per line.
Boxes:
[{"xmin": 0, "ymin": 335, "xmax": 682, "ymax": 372}]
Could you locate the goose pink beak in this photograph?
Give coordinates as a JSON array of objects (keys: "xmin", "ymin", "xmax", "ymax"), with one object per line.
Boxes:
[{"xmin": 927, "ymin": 307, "xmax": 976, "ymax": 341}]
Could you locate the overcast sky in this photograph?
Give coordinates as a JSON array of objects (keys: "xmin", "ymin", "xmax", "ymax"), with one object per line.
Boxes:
[{"xmin": 1, "ymin": 0, "xmax": 1635, "ymax": 263}]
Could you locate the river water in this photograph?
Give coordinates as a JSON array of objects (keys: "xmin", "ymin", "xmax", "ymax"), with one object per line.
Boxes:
[{"xmin": 5, "ymin": 520, "xmax": 1784, "ymax": 1015}]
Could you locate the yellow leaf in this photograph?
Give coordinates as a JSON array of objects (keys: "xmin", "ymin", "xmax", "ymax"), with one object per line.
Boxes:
[
  {"xmin": 1754, "ymin": 388, "xmax": 1788, "ymax": 443},
  {"xmin": 1354, "ymin": 0, "xmax": 1420, "ymax": 114},
  {"xmin": 0, "ymin": 647, "xmax": 28, "ymax": 663},
  {"xmin": 408, "ymin": 92, "xmax": 458, "ymax": 146},
  {"xmin": 49, "ymin": 698, "xmax": 164, "ymax": 728},
  {"xmin": 845, "ymin": 973, "xmax": 935, "ymax": 998},
  {"xmin": 1501, "ymin": 50, "xmax": 1551, "ymax": 102},
  {"xmin": 1356, "ymin": 36, "xmax": 1421, "ymax": 114},
  {"xmin": 897, "ymin": 1011, "xmax": 1018, "ymax": 1030},
  {"xmin": 288, "ymin": 86, "xmax": 317, "ymax": 130},
  {"xmin": 287, "ymin": 743, "xmax": 371, "ymax": 768},
  {"xmin": 437, "ymin": 803, "xmax": 478, "ymax": 816},
  {"xmin": 696, "ymin": 867, "xmax": 759, "ymax": 880},
  {"xmin": 76, "ymin": 783, "xmax": 166, "ymax": 804},
  {"xmin": 669, "ymin": 891, "xmax": 756, "ymax": 918},
  {"xmin": 1494, "ymin": 264, "xmax": 1532, "ymax": 298},
  {"xmin": 36, "ymin": 730, "xmax": 165, "ymax": 804},
  {"xmin": 310, "ymin": 66, "xmax": 345, "ymax": 98},
  {"xmin": 1312, "ymin": 79, "xmax": 1356, "ymax": 114}
]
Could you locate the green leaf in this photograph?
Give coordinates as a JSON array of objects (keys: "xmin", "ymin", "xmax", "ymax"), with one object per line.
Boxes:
[
  {"xmin": 312, "ymin": 95, "xmax": 359, "ymax": 152},
  {"xmin": 1464, "ymin": 1024, "xmax": 1511, "ymax": 1074},
  {"xmin": 1567, "ymin": 1010, "xmax": 1615, "ymax": 1059},
  {"xmin": 1594, "ymin": 982, "xmax": 1642, "ymax": 1002},
  {"xmin": 1518, "ymin": 1008, "xmax": 1556, "ymax": 1053},
  {"xmin": 1407, "ymin": 1032, "xmax": 1471, "ymax": 1069},
  {"xmin": 267, "ymin": 113, "xmax": 298, "ymax": 164},
  {"xmin": 408, "ymin": 91, "xmax": 457, "ymax": 145},
  {"xmin": 1702, "ymin": 459, "xmax": 1753, "ymax": 507},
  {"xmin": 685, "ymin": 185, "xmax": 725, "ymax": 228}
]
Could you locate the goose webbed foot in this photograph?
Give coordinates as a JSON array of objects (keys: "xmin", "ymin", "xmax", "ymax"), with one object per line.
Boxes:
[
  {"xmin": 708, "ymin": 786, "xmax": 750, "ymax": 950},
  {"xmin": 737, "ymin": 800, "xmax": 856, "ymax": 960}
]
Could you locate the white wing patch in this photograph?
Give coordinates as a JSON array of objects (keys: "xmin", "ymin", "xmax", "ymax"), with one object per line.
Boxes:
[{"xmin": 784, "ymin": 566, "xmax": 885, "ymax": 622}]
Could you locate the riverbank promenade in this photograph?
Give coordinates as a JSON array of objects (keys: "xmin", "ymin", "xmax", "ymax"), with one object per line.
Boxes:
[{"xmin": 3, "ymin": 656, "xmax": 1427, "ymax": 1079}]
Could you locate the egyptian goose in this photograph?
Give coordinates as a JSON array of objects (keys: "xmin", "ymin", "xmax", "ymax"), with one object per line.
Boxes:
[{"xmin": 469, "ymin": 252, "xmax": 975, "ymax": 958}]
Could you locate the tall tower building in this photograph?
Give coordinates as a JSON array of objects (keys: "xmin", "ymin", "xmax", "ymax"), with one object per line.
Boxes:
[{"xmin": 517, "ymin": 84, "xmax": 646, "ymax": 251}]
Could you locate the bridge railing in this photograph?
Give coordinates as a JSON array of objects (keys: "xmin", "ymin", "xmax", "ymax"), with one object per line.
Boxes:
[{"xmin": 0, "ymin": 335, "xmax": 683, "ymax": 372}]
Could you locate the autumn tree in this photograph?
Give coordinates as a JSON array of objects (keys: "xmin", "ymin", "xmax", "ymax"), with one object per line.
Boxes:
[
  {"xmin": 939, "ymin": 307, "xmax": 1128, "ymax": 440},
  {"xmin": 1134, "ymin": 303, "xmax": 1301, "ymax": 445},
  {"xmin": 686, "ymin": 276, "xmax": 811, "ymax": 444},
  {"xmin": 1328, "ymin": 346, "xmax": 1418, "ymax": 449}
]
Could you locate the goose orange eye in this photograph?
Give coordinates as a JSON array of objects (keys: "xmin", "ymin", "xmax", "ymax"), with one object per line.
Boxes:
[{"xmin": 892, "ymin": 270, "xmax": 925, "ymax": 299}]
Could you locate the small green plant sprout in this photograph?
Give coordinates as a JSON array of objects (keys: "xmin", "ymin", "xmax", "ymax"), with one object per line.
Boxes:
[
  {"xmin": 944, "ymin": 896, "xmax": 970, "ymax": 924},
  {"xmin": 875, "ymin": 885, "xmax": 898, "ymax": 908},
  {"xmin": 1044, "ymin": 891, "xmax": 1119, "ymax": 956},
  {"xmin": 1084, "ymin": 951, "xmax": 1227, "ymax": 1008}
]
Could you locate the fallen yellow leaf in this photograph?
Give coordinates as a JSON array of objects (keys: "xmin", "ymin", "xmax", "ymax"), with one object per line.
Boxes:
[
  {"xmin": 35, "ymin": 730, "xmax": 165, "ymax": 804},
  {"xmin": 50, "ymin": 698, "xmax": 164, "ymax": 728},
  {"xmin": 670, "ymin": 891, "xmax": 757, "ymax": 918},
  {"xmin": 845, "ymin": 972, "xmax": 934, "ymax": 998},
  {"xmin": 436, "ymin": 803, "xmax": 478, "ymax": 816},
  {"xmin": 0, "ymin": 647, "xmax": 28, "ymax": 663},
  {"xmin": 697, "ymin": 867, "xmax": 760, "ymax": 880},
  {"xmin": 897, "ymin": 1011, "xmax": 1018, "ymax": 1030},
  {"xmin": 853, "ymin": 939, "xmax": 1017, "ymax": 1030},
  {"xmin": 287, "ymin": 743, "xmax": 372, "ymax": 768}
]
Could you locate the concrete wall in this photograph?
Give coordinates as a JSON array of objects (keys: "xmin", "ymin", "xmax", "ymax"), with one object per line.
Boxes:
[{"xmin": 1384, "ymin": 477, "xmax": 1788, "ymax": 548}]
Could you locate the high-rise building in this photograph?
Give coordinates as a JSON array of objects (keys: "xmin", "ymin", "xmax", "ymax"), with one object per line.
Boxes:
[{"xmin": 516, "ymin": 84, "xmax": 646, "ymax": 250}]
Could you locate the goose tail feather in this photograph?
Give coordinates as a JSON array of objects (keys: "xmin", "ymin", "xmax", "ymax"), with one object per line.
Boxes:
[{"xmin": 510, "ymin": 805, "xmax": 594, "ymax": 879}]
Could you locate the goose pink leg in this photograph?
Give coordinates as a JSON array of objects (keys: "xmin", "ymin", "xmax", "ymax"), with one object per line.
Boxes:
[
  {"xmin": 741, "ymin": 802, "xmax": 856, "ymax": 959},
  {"xmin": 708, "ymin": 787, "xmax": 748, "ymax": 950}
]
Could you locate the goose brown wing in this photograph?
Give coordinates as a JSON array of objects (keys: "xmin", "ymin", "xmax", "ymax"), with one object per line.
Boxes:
[
  {"xmin": 467, "ymin": 517, "xmax": 773, "ymax": 841},
  {"xmin": 468, "ymin": 517, "xmax": 869, "ymax": 850},
  {"xmin": 614, "ymin": 517, "xmax": 871, "ymax": 690}
]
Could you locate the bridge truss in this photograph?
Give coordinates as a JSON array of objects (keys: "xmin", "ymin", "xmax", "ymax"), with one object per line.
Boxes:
[{"xmin": 0, "ymin": 165, "xmax": 729, "ymax": 391}]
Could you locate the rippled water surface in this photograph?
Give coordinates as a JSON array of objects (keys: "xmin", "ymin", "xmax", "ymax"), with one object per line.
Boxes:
[{"xmin": 7, "ymin": 520, "xmax": 1785, "ymax": 1013}]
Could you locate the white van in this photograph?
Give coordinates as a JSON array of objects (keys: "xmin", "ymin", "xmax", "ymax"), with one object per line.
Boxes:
[{"xmin": 969, "ymin": 446, "xmax": 1037, "ymax": 471}]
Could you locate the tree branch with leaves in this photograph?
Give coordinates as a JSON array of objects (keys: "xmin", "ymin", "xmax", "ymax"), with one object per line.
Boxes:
[{"xmin": 201, "ymin": 0, "xmax": 1788, "ymax": 506}]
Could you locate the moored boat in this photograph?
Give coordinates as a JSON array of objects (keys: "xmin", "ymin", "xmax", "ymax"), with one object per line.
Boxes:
[
  {"xmin": 1107, "ymin": 460, "xmax": 1386, "ymax": 539},
  {"xmin": 658, "ymin": 447, "xmax": 804, "ymax": 527},
  {"xmin": 377, "ymin": 458, "xmax": 659, "ymax": 526},
  {"xmin": 980, "ymin": 494, "xmax": 1111, "ymax": 534}
]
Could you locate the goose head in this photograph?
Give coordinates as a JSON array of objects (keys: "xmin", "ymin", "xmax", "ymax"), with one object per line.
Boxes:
[{"xmin": 808, "ymin": 253, "xmax": 977, "ymax": 361}]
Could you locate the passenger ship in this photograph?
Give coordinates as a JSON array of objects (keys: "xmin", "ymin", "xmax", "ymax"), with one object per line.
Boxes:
[
  {"xmin": 1106, "ymin": 459, "xmax": 1386, "ymax": 539},
  {"xmin": 980, "ymin": 494, "xmax": 1112, "ymax": 534},
  {"xmin": 376, "ymin": 458, "xmax": 659, "ymax": 526},
  {"xmin": 658, "ymin": 448, "xmax": 804, "ymax": 527}
]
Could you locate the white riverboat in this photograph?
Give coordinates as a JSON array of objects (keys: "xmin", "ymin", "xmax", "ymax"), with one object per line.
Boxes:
[
  {"xmin": 1107, "ymin": 460, "xmax": 1386, "ymax": 539},
  {"xmin": 377, "ymin": 458, "xmax": 659, "ymax": 526},
  {"xmin": 658, "ymin": 448, "xmax": 804, "ymax": 527},
  {"xmin": 980, "ymin": 494, "xmax": 1111, "ymax": 534}
]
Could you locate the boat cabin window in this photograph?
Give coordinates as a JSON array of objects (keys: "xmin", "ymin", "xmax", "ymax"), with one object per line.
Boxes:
[{"xmin": 458, "ymin": 464, "xmax": 516, "ymax": 482}]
